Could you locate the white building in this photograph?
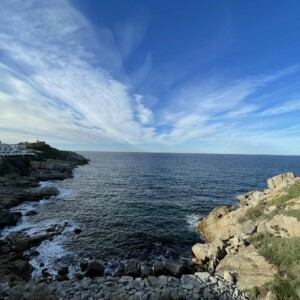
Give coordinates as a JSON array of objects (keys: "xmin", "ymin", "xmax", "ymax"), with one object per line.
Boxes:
[{"xmin": 0, "ymin": 141, "xmax": 35, "ymax": 157}]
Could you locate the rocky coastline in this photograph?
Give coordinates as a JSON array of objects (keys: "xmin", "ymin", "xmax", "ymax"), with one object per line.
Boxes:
[
  {"xmin": 3, "ymin": 144, "xmax": 298, "ymax": 299},
  {"xmin": 0, "ymin": 143, "xmax": 247, "ymax": 299},
  {"xmin": 192, "ymin": 172, "xmax": 300, "ymax": 299}
]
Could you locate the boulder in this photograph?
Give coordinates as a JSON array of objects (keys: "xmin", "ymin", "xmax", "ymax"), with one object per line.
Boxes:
[
  {"xmin": 142, "ymin": 265, "xmax": 153, "ymax": 277},
  {"xmin": 125, "ymin": 259, "xmax": 141, "ymax": 277},
  {"xmin": 25, "ymin": 210, "xmax": 37, "ymax": 216},
  {"xmin": 267, "ymin": 172, "xmax": 296, "ymax": 190},
  {"xmin": 74, "ymin": 228, "xmax": 82, "ymax": 234},
  {"xmin": 237, "ymin": 191, "xmax": 266, "ymax": 206},
  {"xmin": 23, "ymin": 187, "xmax": 59, "ymax": 200},
  {"xmin": 197, "ymin": 204, "xmax": 258, "ymax": 243},
  {"xmin": 84, "ymin": 261, "xmax": 104, "ymax": 277},
  {"xmin": 153, "ymin": 261, "xmax": 165, "ymax": 276},
  {"xmin": 165, "ymin": 261, "xmax": 194, "ymax": 277},
  {"xmin": 194, "ymin": 272, "xmax": 210, "ymax": 282},
  {"xmin": 113, "ymin": 263, "xmax": 125, "ymax": 277},
  {"xmin": 9, "ymin": 259, "xmax": 33, "ymax": 281},
  {"xmin": 192, "ymin": 242, "xmax": 224, "ymax": 263},
  {"xmin": 236, "ymin": 220, "xmax": 257, "ymax": 235},
  {"xmin": 1, "ymin": 198, "xmax": 19, "ymax": 209},
  {"xmin": 192, "ymin": 243, "xmax": 210, "ymax": 262},
  {"xmin": 0, "ymin": 210, "xmax": 21, "ymax": 227},
  {"xmin": 58, "ymin": 267, "xmax": 68, "ymax": 276},
  {"xmin": 80, "ymin": 261, "xmax": 88, "ymax": 272}
]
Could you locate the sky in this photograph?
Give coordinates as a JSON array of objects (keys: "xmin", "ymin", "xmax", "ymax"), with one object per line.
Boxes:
[{"xmin": 1, "ymin": 0, "xmax": 300, "ymax": 155}]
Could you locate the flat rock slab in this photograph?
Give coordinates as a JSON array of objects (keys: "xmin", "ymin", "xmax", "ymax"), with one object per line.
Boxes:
[{"xmin": 216, "ymin": 245, "xmax": 278, "ymax": 290}]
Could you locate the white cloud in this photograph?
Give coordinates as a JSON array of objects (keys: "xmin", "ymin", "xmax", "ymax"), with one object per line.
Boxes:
[
  {"xmin": 260, "ymin": 99, "xmax": 300, "ymax": 116},
  {"xmin": 0, "ymin": 0, "xmax": 300, "ymax": 154},
  {"xmin": 0, "ymin": 0, "xmax": 156, "ymax": 145}
]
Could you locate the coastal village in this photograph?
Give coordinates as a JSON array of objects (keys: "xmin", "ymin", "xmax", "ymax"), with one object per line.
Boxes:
[{"xmin": 0, "ymin": 141, "xmax": 38, "ymax": 158}]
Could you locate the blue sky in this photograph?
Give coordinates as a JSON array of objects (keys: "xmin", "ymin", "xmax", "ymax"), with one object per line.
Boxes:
[{"xmin": 1, "ymin": 0, "xmax": 300, "ymax": 154}]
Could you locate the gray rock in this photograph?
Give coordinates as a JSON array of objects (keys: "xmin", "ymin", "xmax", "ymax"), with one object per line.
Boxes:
[
  {"xmin": 0, "ymin": 210, "xmax": 21, "ymax": 227},
  {"xmin": 25, "ymin": 210, "xmax": 37, "ymax": 216},
  {"xmin": 153, "ymin": 261, "xmax": 165, "ymax": 276},
  {"xmin": 119, "ymin": 276, "xmax": 134, "ymax": 283},
  {"xmin": 194, "ymin": 272, "xmax": 210, "ymax": 282},
  {"xmin": 165, "ymin": 261, "xmax": 194, "ymax": 278},
  {"xmin": 143, "ymin": 265, "xmax": 153, "ymax": 277},
  {"xmin": 84, "ymin": 261, "xmax": 104, "ymax": 277},
  {"xmin": 125, "ymin": 259, "xmax": 141, "ymax": 277},
  {"xmin": 148, "ymin": 276, "xmax": 158, "ymax": 287},
  {"xmin": 114, "ymin": 263, "xmax": 125, "ymax": 277},
  {"xmin": 157, "ymin": 275, "xmax": 168, "ymax": 287}
]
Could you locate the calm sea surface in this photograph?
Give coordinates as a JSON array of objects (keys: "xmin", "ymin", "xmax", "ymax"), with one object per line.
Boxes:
[{"xmin": 5, "ymin": 152, "xmax": 300, "ymax": 272}]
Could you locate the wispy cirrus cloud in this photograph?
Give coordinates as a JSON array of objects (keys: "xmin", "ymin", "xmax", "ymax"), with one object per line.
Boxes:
[
  {"xmin": 0, "ymin": 0, "xmax": 300, "ymax": 154},
  {"xmin": 0, "ymin": 0, "xmax": 156, "ymax": 145}
]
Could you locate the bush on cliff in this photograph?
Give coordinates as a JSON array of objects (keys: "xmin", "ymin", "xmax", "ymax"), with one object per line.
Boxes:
[
  {"xmin": 27, "ymin": 142, "xmax": 67, "ymax": 160},
  {"xmin": 0, "ymin": 157, "xmax": 32, "ymax": 176}
]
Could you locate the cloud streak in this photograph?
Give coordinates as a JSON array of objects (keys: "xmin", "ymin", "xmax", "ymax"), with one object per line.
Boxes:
[{"xmin": 0, "ymin": 0, "xmax": 300, "ymax": 154}]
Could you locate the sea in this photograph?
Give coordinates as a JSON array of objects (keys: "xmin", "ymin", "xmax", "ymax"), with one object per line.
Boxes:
[{"xmin": 2, "ymin": 152, "xmax": 300, "ymax": 277}]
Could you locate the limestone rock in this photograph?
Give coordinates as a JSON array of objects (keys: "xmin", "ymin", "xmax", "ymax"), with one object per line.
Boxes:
[
  {"xmin": 265, "ymin": 291, "xmax": 278, "ymax": 300},
  {"xmin": 236, "ymin": 220, "xmax": 257, "ymax": 235},
  {"xmin": 237, "ymin": 190, "xmax": 266, "ymax": 205},
  {"xmin": 267, "ymin": 172, "xmax": 296, "ymax": 190},
  {"xmin": 257, "ymin": 215, "xmax": 300, "ymax": 237},
  {"xmin": 223, "ymin": 271, "xmax": 236, "ymax": 283},
  {"xmin": 197, "ymin": 205, "xmax": 251, "ymax": 242},
  {"xmin": 192, "ymin": 243, "xmax": 210, "ymax": 262},
  {"xmin": 216, "ymin": 245, "xmax": 277, "ymax": 290}
]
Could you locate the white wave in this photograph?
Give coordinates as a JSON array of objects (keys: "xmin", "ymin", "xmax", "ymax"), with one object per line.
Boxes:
[
  {"xmin": 39, "ymin": 181, "xmax": 52, "ymax": 187},
  {"xmin": 58, "ymin": 188, "xmax": 71, "ymax": 198},
  {"xmin": 30, "ymin": 221, "xmax": 79, "ymax": 278},
  {"xmin": 186, "ymin": 214, "xmax": 202, "ymax": 232}
]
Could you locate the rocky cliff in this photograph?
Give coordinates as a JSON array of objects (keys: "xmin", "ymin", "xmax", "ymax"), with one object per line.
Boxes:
[{"xmin": 192, "ymin": 172, "xmax": 300, "ymax": 299}]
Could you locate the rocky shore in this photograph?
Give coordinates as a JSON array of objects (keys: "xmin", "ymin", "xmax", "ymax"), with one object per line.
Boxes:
[
  {"xmin": 5, "ymin": 146, "xmax": 298, "ymax": 299},
  {"xmin": 0, "ymin": 143, "xmax": 89, "ymax": 292},
  {"xmin": 192, "ymin": 172, "xmax": 300, "ymax": 299}
]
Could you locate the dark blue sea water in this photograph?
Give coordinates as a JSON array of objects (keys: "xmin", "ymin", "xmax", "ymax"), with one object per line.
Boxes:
[{"xmin": 4, "ymin": 152, "xmax": 300, "ymax": 275}]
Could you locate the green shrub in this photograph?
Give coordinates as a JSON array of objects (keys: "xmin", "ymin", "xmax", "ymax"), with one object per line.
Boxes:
[
  {"xmin": 250, "ymin": 233, "xmax": 300, "ymax": 300},
  {"xmin": 238, "ymin": 205, "xmax": 265, "ymax": 223},
  {"xmin": 285, "ymin": 209, "xmax": 300, "ymax": 220},
  {"xmin": 268, "ymin": 184, "xmax": 300, "ymax": 208}
]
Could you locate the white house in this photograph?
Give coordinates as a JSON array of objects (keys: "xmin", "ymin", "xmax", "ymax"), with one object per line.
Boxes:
[{"xmin": 0, "ymin": 141, "xmax": 36, "ymax": 157}]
